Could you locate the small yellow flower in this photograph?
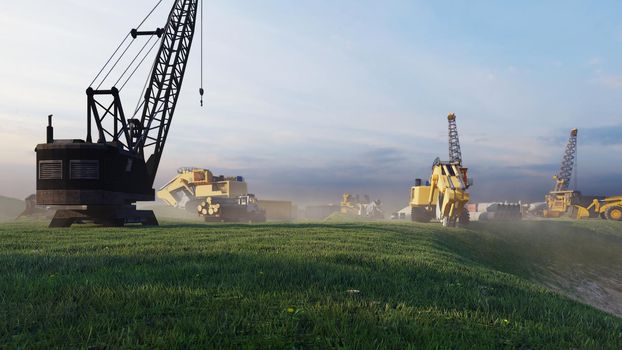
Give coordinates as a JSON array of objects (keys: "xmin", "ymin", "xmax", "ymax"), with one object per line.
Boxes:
[
  {"xmin": 287, "ymin": 307, "xmax": 296, "ymax": 314},
  {"xmin": 502, "ymin": 319, "xmax": 510, "ymax": 325}
]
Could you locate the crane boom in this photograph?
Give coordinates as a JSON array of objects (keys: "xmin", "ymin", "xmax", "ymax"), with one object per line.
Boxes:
[
  {"xmin": 137, "ymin": 0, "xmax": 198, "ymax": 183},
  {"xmin": 553, "ymin": 128, "xmax": 578, "ymax": 192}
]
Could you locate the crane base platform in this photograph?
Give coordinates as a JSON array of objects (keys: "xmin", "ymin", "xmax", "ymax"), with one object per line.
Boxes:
[{"xmin": 48, "ymin": 205, "xmax": 158, "ymax": 228}]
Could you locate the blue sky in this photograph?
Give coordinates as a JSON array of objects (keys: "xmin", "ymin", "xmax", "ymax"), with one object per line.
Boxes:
[{"xmin": 0, "ymin": 0, "xmax": 621, "ymax": 210}]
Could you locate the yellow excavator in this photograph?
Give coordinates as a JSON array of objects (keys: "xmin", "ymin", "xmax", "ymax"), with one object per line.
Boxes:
[
  {"xmin": 409, "ymin": 113, "xmax": 471, "ymax": 227},
  {"xmin": 157, "ymin": 168, "xmax": 266, "ymax": 222}
]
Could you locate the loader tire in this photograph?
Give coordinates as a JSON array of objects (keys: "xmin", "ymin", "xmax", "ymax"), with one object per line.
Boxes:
[
  {"xmin": 605, "ymin": 206, "xmax": 622, "ymax": 221},
  {"xmin": 458, "ymin": 210, "xmax": 470, "ymax": 226},
  {"xmin": 411, "ymin": 207, "xmax": 431, "ymax": 223}
]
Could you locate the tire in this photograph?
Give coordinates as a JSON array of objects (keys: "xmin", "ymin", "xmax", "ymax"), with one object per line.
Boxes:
[
  {"xmin": 458, "ymin": 210, "xmax": 470, "ymax": 226},
  {"xmin": 605, "ymin": 206, "xmax": 622, "ymax": 221},
  {"xmin": 411, "ymin": 207, "xmax": 431, "ymax": 223}
]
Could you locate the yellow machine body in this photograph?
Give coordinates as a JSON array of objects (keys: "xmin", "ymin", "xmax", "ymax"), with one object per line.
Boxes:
[
  {"xmin": 340, "ymin": 193, "xmax": 356, "ymax": 214},
  {"xmin": 157, "ymin": 168, "xmax": 266, "ymax": 222},
  {"xmin": 339, "ymin": 192, "xmax": 384, "ymax": 219},
  {"xmin": 410, "ymin": 160, "xmax": 471, "ymax": 227},
  {"xmin": 543, "ymin": 190, "xmax": 579, "ymax": 218},
  {"xmin": 157, "ymin": 168, "xmax": 248, "ymax": 207},
  {"xmin": 574, "ymin": 196, "xmax": 622, "ymax": 221}
]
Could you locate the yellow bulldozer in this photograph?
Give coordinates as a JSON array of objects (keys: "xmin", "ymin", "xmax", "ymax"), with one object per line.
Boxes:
[
  {"xmin": 157, "ymin": 167, "xmax": 266, "ymax": 222},
  {"xmin": 409, "ymin": 114, "xmax": 471, "ymax": 227}
]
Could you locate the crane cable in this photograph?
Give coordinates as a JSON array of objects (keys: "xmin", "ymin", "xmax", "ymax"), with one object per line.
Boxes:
[
  {"xmin": 120, "ymin": 38, "xmax": 160, "ymax": 91},
  {"xmin": 199, "ymin": 0, "xmax": 204, "ymax": 107},
  {"xmin": 114, "ymin": 35, "xmax": 155, "ymax": 88},
  {"xmin": 573, "ymin": 135, "xmax": 579, "ymax": 190},
  {"xmin": 89, "ymin": 0, "xmax": 164, "ymax": 89}
]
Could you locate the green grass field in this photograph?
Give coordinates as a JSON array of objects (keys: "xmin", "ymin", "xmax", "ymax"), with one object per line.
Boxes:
[{"xmin": 1, "ymin": 220, "xmax": 621, "ymax": 349}]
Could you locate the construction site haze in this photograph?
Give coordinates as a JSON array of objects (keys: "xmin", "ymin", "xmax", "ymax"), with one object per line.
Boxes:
[
  {"xmin": 1, "ymin": 1, "xmax": 622, "ymax": 348},
  {"xmin": 1, "ymin": 1, "xmax": 622, "ymax": 215}
]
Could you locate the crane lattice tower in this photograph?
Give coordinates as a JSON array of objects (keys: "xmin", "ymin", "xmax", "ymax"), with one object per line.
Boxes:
[{"xmin": 447, "ymin": 113, "xmax": 462, "ymax": 164}]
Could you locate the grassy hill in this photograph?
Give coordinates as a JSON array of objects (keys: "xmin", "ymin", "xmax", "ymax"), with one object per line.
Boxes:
[
  {"xmin": 0, "ymin": 221, "xmax": 621, "ymax": 348},
  {"xmin": 0, "ymin": 195, "xmax": 24, "ymax": 221}
]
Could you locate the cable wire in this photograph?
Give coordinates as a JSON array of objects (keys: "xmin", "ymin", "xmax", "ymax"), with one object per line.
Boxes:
[
  {"xmin": 89, "ymin": 33, "xmax": 130, "ymax": 87},
  {"xmin": 95, "ymin": 39, "xmax": 135, "ymax": 90},
  {"xmin": 199, "ymin": 0, "xmax": 204, "ymax": 106},
  {"xmin": 120, "ymin": 39, "xmax": 160, "ymax": 92},
  {"xmin": 89, "ymin": 0, "xmax": 164, "ymax": 88},
  {"xmin": 137, "ymin": 0, "xmax": 165, "ymax": 30},
  {"xmin": 114, "ymin": 35, "xmax": 155, "ymax": 87},
  {"xmin": 133, "ymin": 54, "xmax": 159, "ymax": 118}
]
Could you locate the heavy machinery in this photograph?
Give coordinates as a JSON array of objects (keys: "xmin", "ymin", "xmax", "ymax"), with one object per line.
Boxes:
[
  {"xmin": 575, "ymin": 197, "xmax": 622, "ymax": 221},
  {"xmin": 34, "ymin": 0, "xmax": 202, "ymax": 227},
  {"xmin": 409, "ymin": 113, "xmax": 471, "ymax": 227},
  {"xmin": 157, "ymin": 168, "xmax": 266, "ymax": 222},
  {"xmin": 543, "ymin": 128, "xmax": 622, "ymax": 221},
  {"xmin": 543, "ymin": 129, "xmax": 580, "ymax": 218},
  {"xmin": 340, "ymin": 193, "xmax": 384, "ymax": 219},
  {"xmin": 468, "ymin": 202, "xmax": 522, "ymax": 221}
]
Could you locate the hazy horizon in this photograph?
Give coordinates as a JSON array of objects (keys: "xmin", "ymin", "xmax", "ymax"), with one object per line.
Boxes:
[{"xmin": 1, "ymin": 0, "xmax": 621, "ymax": 212}]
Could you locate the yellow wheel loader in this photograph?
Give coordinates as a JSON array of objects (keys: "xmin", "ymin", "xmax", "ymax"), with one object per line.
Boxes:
[
  {"xmin": 409, "ymin": 114, "xmax": 472, "ymax": 227},
  {"xmin": 157, "ymin": 168, "xmax": 266, "ymax": 222},
  {"xmin": 574, "ymin": 196, "xmax": 622, "ymax": 221}
]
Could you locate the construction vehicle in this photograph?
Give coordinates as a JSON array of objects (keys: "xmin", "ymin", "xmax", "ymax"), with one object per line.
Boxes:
[
  {"xmin": 543, "ymin": 128, "xmax": 622, "ymax": 221},
  {"xmin": 574, "ymin": 197, "xmax": 622, "ymax": 221},
  {"xmin": 409, "ymin": 114, "xmax": 471, "ymax": 227},
  {"xmin": 468, "ymin": 202, "xmax": 522, "ymax": 221},
  {"xmin": 543, "ymin": 129, "xmax": 580, "ymax": 218},
  {"xmin": 34, "ymin": 1, "xmax": 202, "ymax": 227},
  {"xmin": 157, "ymin": 168, "xmax": 266, "ymax": 222},
  {"xmin": 340, "ymin": 193, "xmax": 384, "ymax": 219}
]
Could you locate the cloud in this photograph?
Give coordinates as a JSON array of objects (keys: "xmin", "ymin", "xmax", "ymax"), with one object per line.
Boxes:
[
  {"xmin": 588, "ymin": 57, "xmax": 603, "ymax": 66},
  {"xmin": 581, "ymin": 124, "xmax": 622, "ymax": 146},
  {"xmin": 594, "ymin": 75, "xmax": 622, "ymax": 89}
]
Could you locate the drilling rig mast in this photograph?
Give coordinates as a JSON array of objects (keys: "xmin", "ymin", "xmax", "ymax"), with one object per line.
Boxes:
[
  {"xmin": 448, "ymin": 113, "xmax": 462, "ymax": 164},
  {"xmin": 409, "ymin": 113, "xmax": 472, "ymax": 227},
  {"xmin": 35, "ymin": 0, "xmax": 202, "ymax": 227}
]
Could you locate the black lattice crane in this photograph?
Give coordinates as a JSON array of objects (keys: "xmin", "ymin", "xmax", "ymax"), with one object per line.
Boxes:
[
  {"xmin": 35, "ymin": 0, "xmax": 203, "ymax": 227},
  {"xmin": 552, "ymin": 129, "xmax": 578, "ymax": 192},
  {"xmin": 447, "ymin": 113, "xmax": 462, "ymax": 164}
]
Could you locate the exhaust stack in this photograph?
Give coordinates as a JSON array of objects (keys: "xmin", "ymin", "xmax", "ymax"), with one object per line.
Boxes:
[{"xmin": 46, "ymin": 114, "xmax": 53, "ymax": 144}]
